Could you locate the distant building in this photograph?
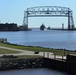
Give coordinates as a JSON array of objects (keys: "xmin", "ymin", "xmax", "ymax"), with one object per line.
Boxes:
[
  {"xmin": 40, "ymin": 24, "xmax": 46, "ymax": 30},
  {"xmin": 19, "ymin": 25, "xmax": 32, "ymax": 31},
  {"xmin": 0, "ymin": 38, "xmax": 7, "ymax": 43},
  {"xmin": 47, "ymin": 26, "xmax": 51, "ymax": 30},
  {"xmin": 0, "ymin": 23, "xmax": 19, "ymax": 31}
]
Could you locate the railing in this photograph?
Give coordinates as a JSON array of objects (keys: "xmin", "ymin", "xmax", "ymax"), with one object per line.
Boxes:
[{"xmin": 43, "ymin": 52, "xmax": 66, "ymax": 61}]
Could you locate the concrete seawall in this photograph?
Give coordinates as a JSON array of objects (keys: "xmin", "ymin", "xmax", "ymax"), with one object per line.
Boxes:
[
  {"xmin": 43, "ymin": 58, "xmax": 66, "ymax": 71},
  {"xmin": 43, "ymin": 57, "xmax": 76, "ymax": 74}
]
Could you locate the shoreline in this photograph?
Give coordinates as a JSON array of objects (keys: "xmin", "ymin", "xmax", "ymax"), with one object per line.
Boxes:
[{"xmin": 1, "ymin": 42, "xmax": 76, "ymax": 56}]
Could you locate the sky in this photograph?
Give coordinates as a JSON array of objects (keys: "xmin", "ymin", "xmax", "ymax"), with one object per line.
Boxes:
[{"xmin": 0, "ymin": 0, "xmax": 76, "ymax": 28}]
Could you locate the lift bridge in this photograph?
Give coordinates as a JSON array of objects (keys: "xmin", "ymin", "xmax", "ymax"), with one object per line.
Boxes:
[{"xmin": 23, "ymin": 6, "xmax": 75, "ymax": 30}]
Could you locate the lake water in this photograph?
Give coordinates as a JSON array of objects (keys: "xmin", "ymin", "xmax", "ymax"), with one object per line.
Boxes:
[
  {"xmin": 0, "ymin": 68, "xmax": 67, "ymax": 75},
  {"xmin": 0, "ymin": 29, "xmax": 75, "ymax": 74},
  {"xmin": 0, "ymin": 29, "xmax": 76, "ymax": 50}
]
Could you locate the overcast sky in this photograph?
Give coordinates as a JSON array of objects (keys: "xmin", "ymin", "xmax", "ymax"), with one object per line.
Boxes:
[{"xmin": 0, "ymin": 0, "xmax": 75, "ymax": 28}]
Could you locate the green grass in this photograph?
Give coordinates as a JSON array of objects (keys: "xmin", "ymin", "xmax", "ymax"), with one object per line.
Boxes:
[
  {"xmin": 0, "ymin": 48, "xmax": 20, "ymax": 54},
  {"xmin": 0, "ymin": 43, "xmax": 53, "ymax": 52},
  {"xmin": 0, "ymin": 43, "xmax": 76, "ymax": 56}
]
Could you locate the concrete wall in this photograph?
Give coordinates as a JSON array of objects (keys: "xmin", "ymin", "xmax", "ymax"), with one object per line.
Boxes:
[{"xmin": 43, "ymin": 57, "xmax": 76, "ymax": 73}]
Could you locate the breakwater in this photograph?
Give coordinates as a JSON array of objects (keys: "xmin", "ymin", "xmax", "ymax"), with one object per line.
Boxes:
[
  {"xmin": 0, "ymin": 58, "xmax": 43, "ymax": 70},
  {"xmin": 0, "ymin": 56, "xmax": 76, "ymax": 74}
]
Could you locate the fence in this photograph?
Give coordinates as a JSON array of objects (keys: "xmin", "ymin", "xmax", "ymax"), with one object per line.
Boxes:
[{"xmin": 43, "ymin": 52, "xmax": 66, "ymax": 60}]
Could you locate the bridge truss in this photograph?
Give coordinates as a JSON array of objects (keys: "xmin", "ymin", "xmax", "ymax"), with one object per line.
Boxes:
[{"xmin": 23, "ymin": 6, "xmax": 74, "ymax": 30}]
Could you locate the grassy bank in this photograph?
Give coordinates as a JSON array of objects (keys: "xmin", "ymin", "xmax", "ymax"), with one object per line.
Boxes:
[{"xmin": 0, "ymin": 43, "xmax": 76, "ymax": 56}]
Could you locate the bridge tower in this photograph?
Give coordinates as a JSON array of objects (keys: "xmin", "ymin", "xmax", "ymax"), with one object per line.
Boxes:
[
  {"xmin": 68, "ymin": 8, "xmax": 74, "ymax": 30},
  {"xmin": 23, "ymin": 9, "xmax": 28, "ymax": 30}
]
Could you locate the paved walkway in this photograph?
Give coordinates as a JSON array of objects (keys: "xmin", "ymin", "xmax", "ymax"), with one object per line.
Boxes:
[{"xmin": 0, "ymin": 46, "xmax": 66, "ymax": 60}]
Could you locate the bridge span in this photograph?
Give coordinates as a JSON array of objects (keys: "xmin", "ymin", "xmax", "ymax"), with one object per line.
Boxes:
[{"xmin": 23, "ymin": 6, "xmax": 75, "ymax": 30}]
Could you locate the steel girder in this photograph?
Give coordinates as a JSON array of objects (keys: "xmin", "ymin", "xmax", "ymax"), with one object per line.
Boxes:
[{"xmin": 23, "ymin": 6, "xmax": 74, "ymax": 29}]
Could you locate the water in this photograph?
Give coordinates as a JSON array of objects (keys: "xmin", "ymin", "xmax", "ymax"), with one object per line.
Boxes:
[
  {"xmin": 0, "ymin": 68, "xmax": 67, "ymax": 75},
  {"xmin": 0, "ymin": 29, "xmax": 75, "ymax": 74},
  {"xmin": 0, "ymin": 29, "xmax": 76, "ymax": 50}
]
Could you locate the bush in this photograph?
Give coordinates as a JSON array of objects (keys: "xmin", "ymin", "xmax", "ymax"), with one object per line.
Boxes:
[
  {"xmin": 2, "ymin": 55, "xmax": 18, "ymax": 58},
  {"xmin": 34, "ymin": 52, "xmax": 39, "ymax": 54}
]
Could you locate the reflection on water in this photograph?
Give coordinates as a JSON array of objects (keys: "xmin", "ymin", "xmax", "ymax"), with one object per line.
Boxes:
[{"xmin": 0, "ymin": 68, "xmax": 67, "ymax": 75}]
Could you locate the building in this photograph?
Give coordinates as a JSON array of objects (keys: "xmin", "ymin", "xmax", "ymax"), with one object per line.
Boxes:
[{"xmin": 0, "ymin": 23, "xmax": 19, "ymax": 31}]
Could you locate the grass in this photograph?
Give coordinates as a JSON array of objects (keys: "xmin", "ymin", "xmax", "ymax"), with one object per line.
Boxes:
[
  {"xmin": 0, "ymin": 48, "xmax": 20, "ymax": 54},
  {"xmin": 0, "ymin": 43, "xmax": 76, "ymax": 56}
]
